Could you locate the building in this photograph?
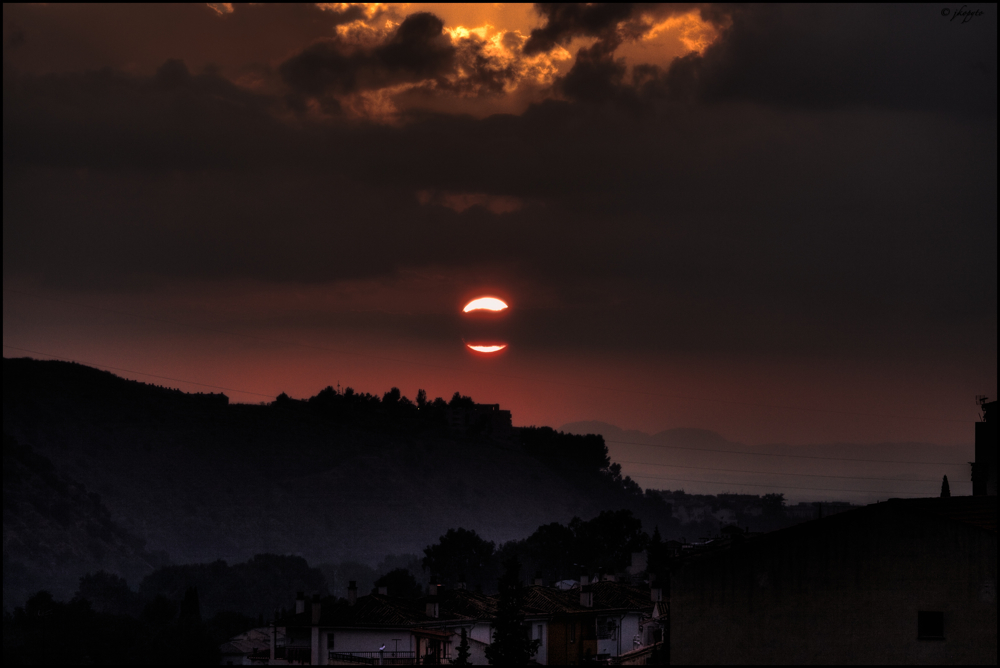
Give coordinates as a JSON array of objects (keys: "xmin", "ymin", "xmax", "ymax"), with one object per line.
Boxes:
[
  {"xmin": 269, "ymin": 589, "xmax": 430, "ymax": 665},
  {"xmin": 266, "ymin": 583, "xmax": 503, "ymax": 665},
  {"xmin": 972, "ymin": 398, "xmax": 996, "ymax": 496},
  {"xmin": 518, "ymin": 579, "xmax": 659, "ymax": 665},
  {"xmin": 258, "ymin": 577, "xmax": 660, "ymax": 665},
  {"xmin": 445, "ymin": 403, "xmax": 513, "ymax": 438},
  {"xmin": 669, "ymin": 496, "xmax": 997, "ymax": 664}
]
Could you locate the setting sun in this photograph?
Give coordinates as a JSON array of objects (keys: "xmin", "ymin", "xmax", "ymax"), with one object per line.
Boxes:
[
  {"xmin": 463, "ymin": 297, "xmax": 508, "ymax": 313},
  {"xmin": 466, "ymin": 343, "xmax": 507, "ymax": 353}
]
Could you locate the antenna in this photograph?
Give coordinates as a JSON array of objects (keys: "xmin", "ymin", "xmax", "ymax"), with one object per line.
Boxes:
[{"xmin": 976, "ymin": 395, "xmax": 988, "ymax": 422}]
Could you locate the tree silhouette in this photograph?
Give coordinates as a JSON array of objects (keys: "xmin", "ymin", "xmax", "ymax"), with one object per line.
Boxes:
[
  {"xmin": 453, "ymin": 627, "xmax": 472, "ymax": 666},
  {"xmin": 423, "ymin": 528, "xmax": 496, "ymax": 589},
  {"xmin": 940, "ymin": 475, "xmax": 951, "ymax": 498},
  {"xmin": 485, "ymin": 556, "xmax": 540, "ymax": 665},
  {"xmin": 373, "ymin": 568, "xmax": 422, "ymax": 599}
]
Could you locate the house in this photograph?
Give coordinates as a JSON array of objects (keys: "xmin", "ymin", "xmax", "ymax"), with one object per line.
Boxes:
[
  {"xmin": 669, "ymin": 496, "xmax": 997, "ymax": 664},
  {"xmin": 417, "ymin": 585, "xmax": 498, "ymax": 664},
  {"xmin": 269, "ymin": 588, "xmax": 432, "ymax": 665},
  {"xmin": 445, "ymin": 403, "xmax": 513, "ymax": 437},
  {"xmin": 267, "ymin": 582, "xmax": 505, "ymax": 665},
  {"xmin": 521, "ymin": 579, "xmax": 659, "ymax": 665},
  {"xmin": 263, "ymin": 577, "xmax": 660, "ymax": 665}
]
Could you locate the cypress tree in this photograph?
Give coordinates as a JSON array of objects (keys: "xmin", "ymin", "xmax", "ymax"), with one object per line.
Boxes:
[
  {"xmin": 453, "ymin": 627, "xmax": 472, "ymax": 666},
  {"xmin": 485, "ymin": 556, "xmax": 540, "ymax": 664},
  {"xmin": 940, "ymin": 475, "xmax": 951, "ymax": 497}
]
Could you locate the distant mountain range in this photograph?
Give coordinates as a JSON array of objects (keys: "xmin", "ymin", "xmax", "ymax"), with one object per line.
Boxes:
[
  {"xmin": 2, "ymin": 357, "xmax": 667, "ymax": 609},
  {"xmin": 560, "ymin": 420, "xmax": 973, "ymax": 504}
]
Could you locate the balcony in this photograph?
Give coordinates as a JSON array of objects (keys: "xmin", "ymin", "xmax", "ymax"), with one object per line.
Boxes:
[{"xmin": 328, "ymin": 650, "xmax": 417, "ymax": 665}]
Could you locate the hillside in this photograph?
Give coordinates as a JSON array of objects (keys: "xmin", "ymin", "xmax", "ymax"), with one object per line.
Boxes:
[
  {"xmin": 3, "ymin": 433, "xmax": 162, "ymax": 609},
  {"xmin": 3, "ymin": 357, "xmax": 669, "ymax": 607}
]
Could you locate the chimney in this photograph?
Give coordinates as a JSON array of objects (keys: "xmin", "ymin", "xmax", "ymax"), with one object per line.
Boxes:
[
  {"xmin": 426, "ymin": 596, "xmax": 440, "ymax": 619},
  {"xmin": 378, "ymin": 586, "xmax": 388, "ymax": 596},
  {"xmin": 457, "ymin": 574, "xmax": 467, "ymax": 590},
  {"xmin": 534, "ymin": 571, "xmax": 544, "ymax": 587},
  {"xmin": 651, "ymin": 587, "xmax": 663, "ymax": 603},
  {"xmin": 348, "ymin": 581, "xmax": 357, "ymax": 606},
  {"xmin": 580, "ymin": 585, "xmax": 594, "ymax": 608},
  {"xmin": 295, "ymin": 591, "xmax": 305, "ymax": 615},
  {"xmin": 580, "ymin": 574, "xmax": 589, "ymax": 586},
  {"xmin": 311, "ymin": 594, "xmax": 321, "ymax": 625}
]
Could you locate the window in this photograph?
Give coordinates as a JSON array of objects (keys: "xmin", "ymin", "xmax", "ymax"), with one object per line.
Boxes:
[
  {"xmin": 327, "ymin": 633, "xmax": 334, "ymax": 651},
  {"xmin": 917, "ymin": 611, "xmax": 944, "ymax": 640},
  {"xmin": 570, "ymin": 623, "xmax": 576, "ymax": 643}
]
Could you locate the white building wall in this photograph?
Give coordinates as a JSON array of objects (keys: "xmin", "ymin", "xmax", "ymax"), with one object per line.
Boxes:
[
  {"xmin": 596, "ymin": 613, "xmax": 644, "ymax": 657},
  {"xmin": 619, "ymin": 613, "xmax": 642, "ymax": 654},
  {"xmin": 467, "ymin": 638, "xmax": 490, "ymax": 665},
  {"xmin": 468, "ymin": 622, "xmax": 492, "ymax": 644},
  {"xmin": 528, "ymin": 619, "xmax": 549, "ymax": 665}
]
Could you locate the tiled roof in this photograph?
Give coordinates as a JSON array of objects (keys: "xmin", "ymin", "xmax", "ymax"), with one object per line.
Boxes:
[
  {"xmin": 219, "ymin": 627, "xmax": 276, "ymax": 655},
  {"xmin": 524, "ymin": 583, "xmax": 654, "ymax": 615},
  {"xmin": 438, "ymin": 588, "xmax": 498, "ymax": 620},
  {"xmin": 522, "ymin": 585, "xmax": 587, "ymax": 614},
  {"xmin": 584, "ymin": 581, "xmax": 655, "ymax": 612},
  {"xmin": 279, "ymin": 582, "xmax": 658, "ymax": 630},
  {"xmin": 281, "ymin": 595, "xmax": 432, "ymax": 628}
]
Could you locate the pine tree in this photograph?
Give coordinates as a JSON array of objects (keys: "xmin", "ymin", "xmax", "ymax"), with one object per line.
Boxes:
[
  {"xmin": 453, "ymin": 627, "xmax": 472, "ymax": 666},
  {"xmin": 485, "ymin": 556, "xmax": 541, "ymax": 665},
  {"xmin": 941, "ymin": 475, "xmax": 951, "ymax": 497}
]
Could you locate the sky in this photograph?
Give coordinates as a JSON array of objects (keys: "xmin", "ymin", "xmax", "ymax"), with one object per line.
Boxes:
[{"xmin": 2, "ymin": 4, "xmax": 997, "ymax": 498}]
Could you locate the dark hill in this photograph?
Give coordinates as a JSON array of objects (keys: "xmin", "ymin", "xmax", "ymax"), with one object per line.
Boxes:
[
  {"xmin": 3, "ymin": 357, "xmax": 669, "ymax": 607},
  {"xmin": 3, "ymin": 433, "xmax": 162, "ymax": 610}
]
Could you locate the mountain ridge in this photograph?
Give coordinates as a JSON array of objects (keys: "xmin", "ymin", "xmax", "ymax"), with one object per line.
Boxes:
[{"xmin": 3, "ymin": 357, "xmax": 669, "ymax": 607}]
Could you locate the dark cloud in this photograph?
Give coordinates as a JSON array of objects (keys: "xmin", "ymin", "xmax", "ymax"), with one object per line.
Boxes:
[
  {"xmin": 2, "ymin": 5, "xmax": 996, "ymax": 361},
  {"xmin": 524, "ymin": 3, "xmax": 637, "ymax": 54},
  {"xmin": 1, "ymin": 4, "xmax": 376, "ymax": 80},
  {"xmin": 523, "ymin": 3, "xmax": 692, "ymax": 55},
  {"xmin": 666, "ymin": 4, "xmax": 997, "ymax": 114},
  {"xmin": 279, "ymin": 13, "xmax": 456, "ymax": 98}
]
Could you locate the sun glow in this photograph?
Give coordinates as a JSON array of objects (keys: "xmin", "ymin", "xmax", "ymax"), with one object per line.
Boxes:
[
  {"xmin": 466, "ymin": 344, "xmax": 507, "ymax": 353},
  {"xmin": 463, "ymin": 297, "xmax": 508, "ymax": 313}
]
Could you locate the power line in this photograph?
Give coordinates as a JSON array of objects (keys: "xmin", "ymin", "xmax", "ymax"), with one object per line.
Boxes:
[
  {"xmin": 2, "ymin": 287, "xmax": 970, "ymax": 423},
  {"xmin": 615, "ymin": 459, "xmax": 959, "ymax": 483},
  {"xmin": 2, "ymin": 345, "xmax": 275, "ymax": 399},
  {"xmin": 603, "ymin": 438, "xmax": 967, "ymax": 467}
]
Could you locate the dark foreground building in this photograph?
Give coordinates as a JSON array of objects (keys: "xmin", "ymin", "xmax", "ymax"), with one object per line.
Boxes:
[
  {"xmin": 972, "ymin": 399, "xmax": 996, "ymax": 496},
  {"xmin": 670, "ymin": 496, "xmax": 996, "ymax": 664}
]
